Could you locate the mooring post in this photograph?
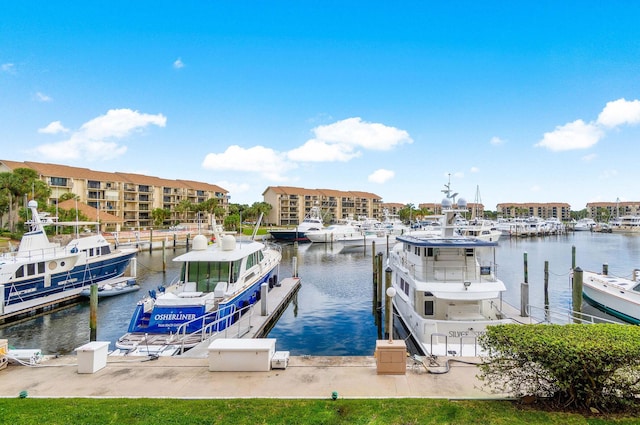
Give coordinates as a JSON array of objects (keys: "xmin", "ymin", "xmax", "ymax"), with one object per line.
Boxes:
[
  {"xmin": 603, "ymin": 263, "xmax": 608, "ymax": 275},
  {"xmin": 292, "ymin": 256, "xmax": 298, "ymax": 278},
  {"xmin": 149, "ymin": 228, "xmax": 153, "ymax": 254},
  {"xmin": 89, "ymin": 283, "xmax": 98, "ymax": 341},
  {"xmin": 572, "ymin": 245, "xmax": 576, "ymax": 270},
  {"xmin": 186, "ymin": 233, "xmax": 190, "ymax": 251},
  {"xmin": 260, "ymin": 282, "xmax": 268, "ymax": 316},
  {"xmin": 572, "ymin": 267, "xmax": 583, "ymax": 322},
  {"xmin": 544, "ymin": 260, "xmax": 549, "ymax": 321},
  {"xmin": 384, "ymin": 266, "xmax": 392, "ymax": 340},
  {"xmin": 521, "ymin": 252, "xmax": 529, "ymax": 317},
  {"xmin": 173, "ymin": 233, "xmax": 177, "ymax": 248},
  {"xmin": 162, "ymin": 239, "xmax": 166, "ymax": 272}
]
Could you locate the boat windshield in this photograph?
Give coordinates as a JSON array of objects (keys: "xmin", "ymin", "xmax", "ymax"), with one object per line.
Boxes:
[{"xmin": 181, "ymin": 259, "xmax": 242, "ymax": 292}]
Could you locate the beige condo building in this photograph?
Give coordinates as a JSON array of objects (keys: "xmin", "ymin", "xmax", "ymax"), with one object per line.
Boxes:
[
  {"xmin": 496, "ymin": 202, "xmax": 571, "ymax": 221},
  {"xmin": 262, "ymin": 186, "xmax": 382, "ymax": 226},
  {"xmin": 0, "ymin": 160, "xmax": 229, "ymax": 231}
]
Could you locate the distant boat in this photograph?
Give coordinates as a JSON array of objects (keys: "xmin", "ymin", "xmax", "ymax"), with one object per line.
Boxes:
[
  {"xmin": 582, "ymin": 267, "xmax": 640, "ymax": 324},
  {"xmin": 574, "ymin": 218, "xmax": 597, "ymax": 231},
  {"xmin": 268, "ymin": 206, "xmax": 324, "ymax": 242},
  {"xmin": 1, "ymin": 200, "xmax": 138, "ymax": 319}
]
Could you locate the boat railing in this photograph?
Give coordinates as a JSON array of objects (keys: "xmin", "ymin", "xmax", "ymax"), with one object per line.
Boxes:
[
  {"xmin": 0, "ymin": 244, "xmax": 78, "ymax": 262},
  {"xmin": 527, "ymin": 304, "xmax": 621, "ymax": 325},
  {"xmin": 173, "ymin": 303, "xmax": 255, "ymax": 354}
]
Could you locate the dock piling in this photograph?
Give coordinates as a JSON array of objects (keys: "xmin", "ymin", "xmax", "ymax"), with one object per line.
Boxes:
[{"xmin": 89, "ymin": 284, "xmax": 98, "ymax": 341}]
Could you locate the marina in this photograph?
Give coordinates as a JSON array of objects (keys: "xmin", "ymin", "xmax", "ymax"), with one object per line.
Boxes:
[{"xmin": 0, "ymin": 229, "xmax": 638, "ymax": 357}]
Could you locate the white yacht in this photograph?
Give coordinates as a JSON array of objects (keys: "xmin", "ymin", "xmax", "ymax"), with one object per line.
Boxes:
[{"xmin": 387, "ymin": 185, "xmax": 522, "ymax": 357}]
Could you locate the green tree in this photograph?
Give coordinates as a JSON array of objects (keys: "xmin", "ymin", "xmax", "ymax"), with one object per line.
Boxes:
[
  {"xmin": 0, "ymin": 168, "xmax": 51, "ymax": 232},
  {"xmin": 152, "ymin": 208, "xmax": 171, "ymax": 226},
  {"xmin": 175, "ymin": 200, "xmax": 193, "ymax": 224}
]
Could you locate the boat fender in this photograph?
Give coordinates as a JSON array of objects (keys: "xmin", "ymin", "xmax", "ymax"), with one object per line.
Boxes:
[{"xmin": 149, "ymin": 289, "xmax": 156, "ymax": 299}]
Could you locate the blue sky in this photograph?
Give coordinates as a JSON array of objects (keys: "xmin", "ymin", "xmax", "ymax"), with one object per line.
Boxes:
[{"xmin": 2, "ymin": 2, "xmax": 640, "ymax": 210}]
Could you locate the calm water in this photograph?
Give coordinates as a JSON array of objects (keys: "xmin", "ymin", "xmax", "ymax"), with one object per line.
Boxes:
[{"xmin": 2, "ymin": 231, "xmax": 639, "ymax": 356}]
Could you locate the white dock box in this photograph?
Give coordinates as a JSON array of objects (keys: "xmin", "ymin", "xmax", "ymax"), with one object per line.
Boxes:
[
  {"xmin": 271, "ymin": 351, "xmax": 290, "ymax": 369},
  {"xmin": 76, "ymin": 341, "xmax": 109, "ymax": 374},
  {"xmin": 208, "ymin": 338, "xmax": 276, "ymax": 372}
]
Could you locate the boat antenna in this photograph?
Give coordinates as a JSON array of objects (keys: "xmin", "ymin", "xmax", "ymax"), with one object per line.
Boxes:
[{"xmin": 251, "ymin": 212, "xmax": 264, "ymax": 241}]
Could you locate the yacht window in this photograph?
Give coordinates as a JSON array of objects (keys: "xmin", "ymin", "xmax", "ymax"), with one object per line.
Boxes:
[
  {"xmin": 38, "ymin": 262, "xmax": 45, "ymax": 274},
  {"xmin": 15, "ymin": 266, "xmax": 24, "ymax": 278},
  {"xmin": 427, "ymin": 248, "xmax": 434, "ymax": 257},
  {"xmin": 27, "ymin": 263, "xmax": 36, "ymax": 276},
  {"xmin": 101, "ymin": 246, "xmax": 111, "ymax": 255},
  {"xmin": 183, "ymin": 261, "xmax": 231, "ymax": 292},
  {"xmin": 231, "ymin": 260, "xmax": 242, "ymax": 283},
  {"xmin": 414, "ymin": 246, "xmax": 420, "ymax": 255},
  {"xmin": 424, "ymin": 300, "xmax": 434, "ymax": 316},
  {"xmin": 465, "ymin": 248, "xmax": 474, "ymax": 257},
  {"xmin": 246, "ymin": 252, "xmax": 256, "ymax": 269},
  {"xmin": 633, "ymin": 283, "xmax": 640, "ymax": 292}
]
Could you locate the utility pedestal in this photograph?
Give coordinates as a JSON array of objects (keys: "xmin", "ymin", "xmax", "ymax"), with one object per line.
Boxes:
[{"xmin": 375, "ymin": 339, "xmax": 406, "ymax": 375}]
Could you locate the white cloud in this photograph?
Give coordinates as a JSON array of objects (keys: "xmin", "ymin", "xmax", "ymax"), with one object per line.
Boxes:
[
  {"xmin": 489, "ymin": 136, "xmax": 505, "ymax": 146},
  {"xmin": 288, "ymin": 117, "xmax": 412, "ymax": 162},
  {"xmin": 202, "ymin": 145, "xmax": 296, "ymax": 182},
  {"xmin": 173, "ymin": 58, "xmax": 184, "ymax": 69},
  {"xmin": 287, "ymin": 139, "xmax": 361, "ymax": 162},
  {"xmin": 38, "ymin": 121, "xmax": 69, "ymax": 134},
  {"xmin": 535, "ymin": 119, "xmax": 603, "ymax": 151},
  {"xmin": 597, "ymin": 98, "xmax": 640, "ymax": 127},
  {"xmin": 582, "ymin": 153, "xmax": 597, "ymax": 162},
  {"xmin": 313, "ymin": 117, "xmax": 412, "ymax": 150},
  {"xmin": 368, "ymin": 169, "xmax": 394, "ymax": 184},
  {"xmin": 203, "ymin": 118, "xmax": 410, "ymax": 182},
  {"xmin": 79, "ymin": 109, "xmax": 166, "ymax": 140},
  {"xmin": 1, "ymin": 63, "xmax": 15, "ymax": 73},
  {"xmin": 36, "ymin": 92, "xmax": 52, "ymax": 102},
  {"xmin": 470, "ymin": 167, "xmax": 479, "ymax": 173},
  {"xmin": 31, "ymin": 108, "xmax": 166, "ymax": 161}
]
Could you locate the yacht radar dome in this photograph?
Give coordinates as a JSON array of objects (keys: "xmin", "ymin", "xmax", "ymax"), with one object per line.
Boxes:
[
  {"xmin": 457, "ymin": 198, "xmax": 467, "ymax": 208},
  {"xmin": 441, "ymin": 198, "xmax": 452, "ymax": 208}
]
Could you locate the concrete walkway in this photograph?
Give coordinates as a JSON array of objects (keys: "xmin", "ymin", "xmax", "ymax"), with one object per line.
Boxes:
[{"xmin": 0, "ymin": 354, "xmax": 500, "ymax": 399}]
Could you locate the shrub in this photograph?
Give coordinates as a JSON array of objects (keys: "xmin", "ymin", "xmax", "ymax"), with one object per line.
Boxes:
[{"xmin": 478, "ymin": 324, "xmax": 640, "ymax": 413}]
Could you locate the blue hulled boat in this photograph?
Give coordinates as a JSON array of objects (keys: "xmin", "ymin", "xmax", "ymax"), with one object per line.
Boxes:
[
  {"xmin": 0, "ymin": 200, "xmax": 138, "ymax": 319},
  {"xmin": 116, "ymin": 224, "xmax": 282, "ymax": 353}
]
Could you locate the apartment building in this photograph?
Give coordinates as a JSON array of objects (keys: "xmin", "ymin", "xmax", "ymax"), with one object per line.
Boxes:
[
  {"xmin": 418, "ymin": 202, "xmax": 486, "ymax": 219},
  {"xmin": 262, "ymin": 186, "xmax": 382, "ymax": 226},
  {"xmin": 586, "ymin": 201, "xmax": 640, "ymax": 221},
  {"xmin": 0, "ymin": 160, "xmax": 228, "ymax": 230},
  {"xmin": 496, "ymin": 202, "xmax": 571, "ymax": 221}
]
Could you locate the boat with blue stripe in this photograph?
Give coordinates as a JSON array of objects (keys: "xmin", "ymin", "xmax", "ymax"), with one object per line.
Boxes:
[
  {"xmin": 116, "ymin": 218, "xmax": 282, "ymax": 354},
  {"xmin": 0, "ymin": 200, "xmax": 138, "ymax": 321}
]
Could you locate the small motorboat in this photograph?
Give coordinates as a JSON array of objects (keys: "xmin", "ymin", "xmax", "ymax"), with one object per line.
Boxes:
[{"xmin": 80, "ymin": 278, "xmax": 140, "ymax": 298}]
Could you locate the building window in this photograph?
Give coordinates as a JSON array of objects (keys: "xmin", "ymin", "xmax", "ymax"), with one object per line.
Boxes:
[{"xmin": 50, "ymin": 177, "xmax": 67, "ymax": 186}]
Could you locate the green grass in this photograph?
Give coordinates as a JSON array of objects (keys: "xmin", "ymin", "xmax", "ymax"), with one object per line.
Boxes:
[{"xmin": 0, "ymin": 399, "xmax": 637, "ymax": 425}]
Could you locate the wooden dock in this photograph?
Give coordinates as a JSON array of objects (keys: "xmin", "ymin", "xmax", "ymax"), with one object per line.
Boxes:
[
  {"xmin": 180, "ymin": 276, "xmax": 302, "ymax": 358},
  {"xmin": 0, "ymin": 275, "xmax": 136, "ymax": 325}
]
